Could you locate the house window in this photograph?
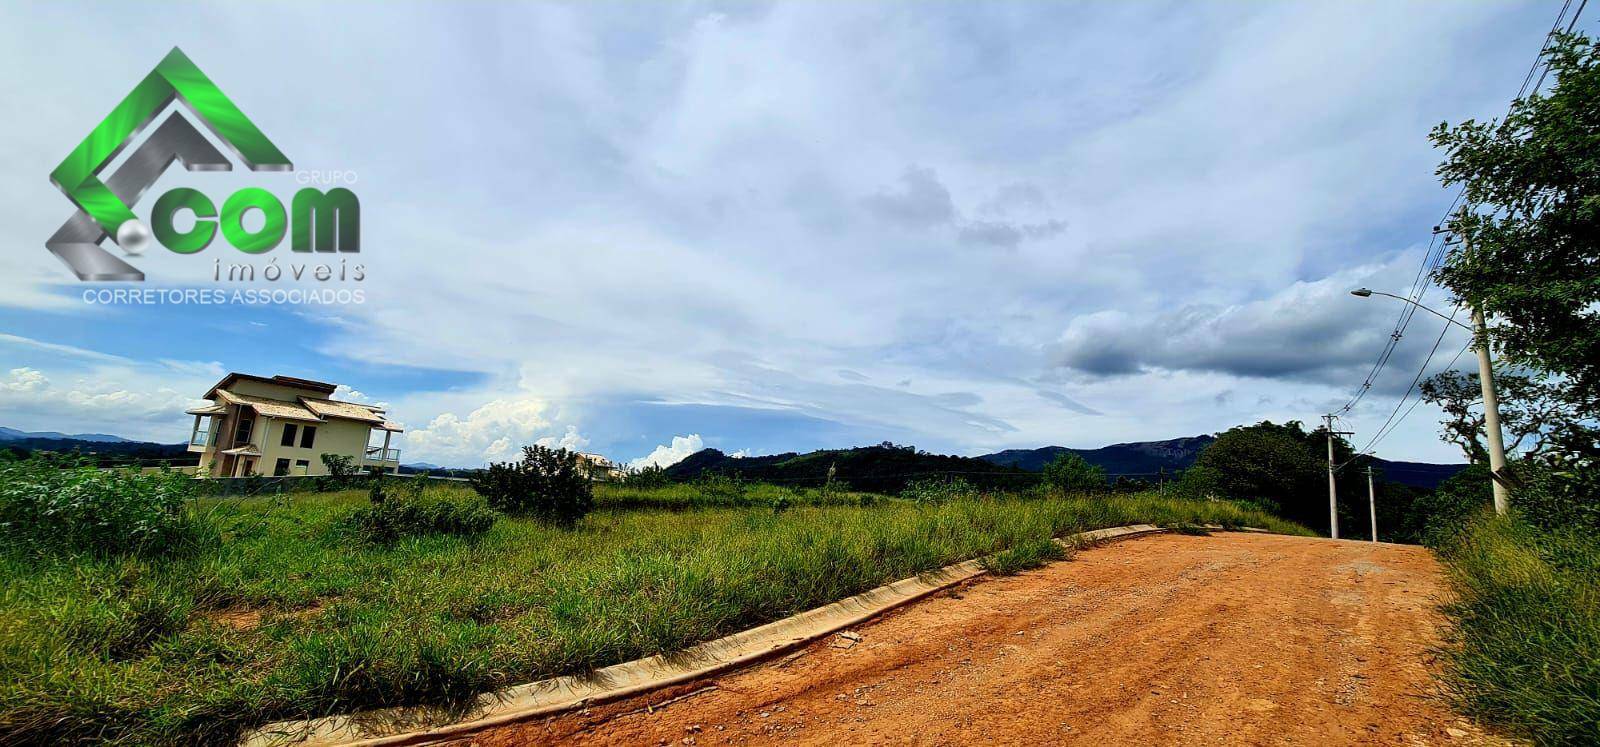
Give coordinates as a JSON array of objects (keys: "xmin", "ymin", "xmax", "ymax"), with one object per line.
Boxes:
[
  {"xmin": 300, "ymin": 425, "xmax": 317, "ymax": 449},
  {"xmin": 294, "ymin": 459, "xmax": 310, "ymax": 475},
  {"xmin": 233, "ymin": 416, "xmax": 254, "ymax": 445},
  {"xmin": 280, "ymin": 423, "xmax": 298, "ymax": 447},
  {"xmin": 274, "ymin": 458, "xmax": 291, "ymax": 476}
]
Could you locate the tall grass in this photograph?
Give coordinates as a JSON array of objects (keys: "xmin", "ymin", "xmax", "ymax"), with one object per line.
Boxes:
[
  {"xmin": 1436, "ymin": 514, "xmax": 1600, "ymax": 745},
  {"xmin": 0, "ymin": 486, "xmax": 1301, "ymax": 745}
]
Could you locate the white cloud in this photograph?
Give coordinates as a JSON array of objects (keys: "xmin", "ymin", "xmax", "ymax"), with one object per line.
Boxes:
[
  {"xmin": 0, "ymin": 367, "xmax": 202, "ymax": 441},
  {"xmin": 331, "ymin": 384, "xmax": 389, "ymax": 410},
  {"xmin": 629, "ymin": 434, "xmax": 706, "ymax": 469},
  {"xmin": 0, "ymin": 2, "xmax": 1544, "ymax": 463},
  {"xmin": 536, "ymin": 425, "xmax": 590, "ymax": 452},
  {"xmin": 403, "ymin": 397, "xmax": 588, "ymax": 466},
  {"xmin": 0, "ymin": 334, "xmax": 129, "ymax": 364},
  {"xmin": 2, "ymin": 368, "xmax": 47, "ymax": 393}
]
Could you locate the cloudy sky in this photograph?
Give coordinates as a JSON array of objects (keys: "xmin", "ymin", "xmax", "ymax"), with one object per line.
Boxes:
[{"xmin": 0, "ymin": 1, "xmax": 1568, "ymax": 466}]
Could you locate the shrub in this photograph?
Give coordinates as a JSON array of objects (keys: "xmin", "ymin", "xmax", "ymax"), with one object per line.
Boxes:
[
  {"xmin": 1411, "ymin": 464, "xmax": 1493, "ymax": 547},
  {"xmin": 0, "ymin": 458, "xmax": 207, "ymax": 557},
  {"xmin": 317, "ymin": 453, "xmax": 361, "ymax": 490},
  {"xmin": 902, "ymin": 476, "xmax": 979, "ymax": 504},
  {"xmin": 339, "ymin": 494, "xmax": 499, "ymax": 544},
  {"xmin": 624, "ymin": 464, "xmax": 672, "ymax": 489},
  {"xmin": 470, "ymin": 445, "xmax": 593, "ymax": 526},
  {"xmin": 1514, "ymin": 454, "xmax": 1600, "ymax": 534},
  {"xmin": 695, "ymin": 471, "xmax": 747, "ymax": 501},
  {"xmin": 1041, "ymin": 453, "xmax": 1107, "ymax": 494}
]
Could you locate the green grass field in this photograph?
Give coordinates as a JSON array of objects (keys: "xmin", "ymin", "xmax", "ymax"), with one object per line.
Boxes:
[
  {"xmin": 0, "ymin": 483, "xmax": 1305, "ymax": 745},
  {"xmin": 1436, "ymin": 514, "xmax": 1600, "ymax": 745}
]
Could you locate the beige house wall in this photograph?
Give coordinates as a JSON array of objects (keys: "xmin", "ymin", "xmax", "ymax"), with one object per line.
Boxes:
[{"xmin": 252, "ymin": 418, "xmax": 376, "ymax": 476}]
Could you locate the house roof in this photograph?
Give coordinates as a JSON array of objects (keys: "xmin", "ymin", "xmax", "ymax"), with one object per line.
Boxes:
[
  {"xmin": 185, "ymin": 403, "xmax": 228, "ymax": 416},
  {"xmin": 204, "ymin": 372, "xmax": 337, "ymax": 399},
  {"xmin": 208, "ymin": 388, "xmax": 404, "ymax": 432},
  {"xmin": 201, "ymin": 373, "xmax": 402, "ymax": 431},
  {"xmin": 301, "ymin": 398, "xmax": 386, "ymax": 424},
  {"xmin": 220, "ymin": 444, "xmax": 261, "ymax": 456},
  {"xmin": 214, "ymin": 389, "xmax": 324, "ymax": 423}
]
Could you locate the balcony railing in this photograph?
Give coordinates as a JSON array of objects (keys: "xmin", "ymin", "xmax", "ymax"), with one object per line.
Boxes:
[
  {"xmin": 189, "ymin": 429, "xmax": 216, "ymax": 448},
  {"xmin": 365, "ymin": 447, "xmax": 401, "ymax": 463}
]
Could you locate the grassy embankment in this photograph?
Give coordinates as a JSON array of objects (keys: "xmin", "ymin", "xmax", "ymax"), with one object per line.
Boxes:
[
  {"xmin": 0, "ymin": 482, "xmax": 1305, "ymax": 745},
  {"xmin": 1436, "ymin": 514, "xmax": 1600, "ymax": 745}
]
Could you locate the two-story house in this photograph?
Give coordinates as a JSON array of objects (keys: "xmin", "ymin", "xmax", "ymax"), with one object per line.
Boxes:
[{"xmin": 185, "ymin": 373, "xmax": 404, "ymax": 478}]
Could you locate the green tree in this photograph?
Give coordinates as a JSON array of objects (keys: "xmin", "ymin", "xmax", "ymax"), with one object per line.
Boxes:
[
  {"xmin": 1420, "ymin": 369, "xmax": 1573, "ymax": 464},
  {"xmin": 1179, "ymin": 421, "xmax": 1336, "ymax": 533},
  {"xmin": 1041, "ymin": 453, "xmax": 1106, "ymax": 494},
  {"xmin": 1432, "ymin": 33, "xmax": 1600, "ymax": 408},
  {"xmin": 1431, "ymin": 32, "xmax": 1600, "ymax": 518}
]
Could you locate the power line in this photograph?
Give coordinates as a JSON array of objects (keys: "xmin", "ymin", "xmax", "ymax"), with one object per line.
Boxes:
[{"xmin": 1335, "ymin": 0, "xmax": 1585, "ymax": 444}]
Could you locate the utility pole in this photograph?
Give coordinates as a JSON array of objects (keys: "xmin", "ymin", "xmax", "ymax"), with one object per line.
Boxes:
[
  {"xmin": 1324, "ymin": 414, "xmax": 1340, "ymax": 540},
  {"xmin": 1471, "ymin": 303, "xmax": 1511, "ymax": 516},
  {"xmin": 1349, "ymin": 284, "xmax": 1511, "ymax": 514},
  {"xmin": 1366, "ymin": 466, "xmax": 1378, "ymax": 543},
  {"xmin": 1450, "ymin": 229, "xmax": 1510, "ymax": 516}
]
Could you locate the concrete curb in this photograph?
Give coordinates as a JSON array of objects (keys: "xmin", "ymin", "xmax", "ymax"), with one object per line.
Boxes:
[{"xmin": 241, "ymin": 523, "xmax": 1181, "ymax": 746}]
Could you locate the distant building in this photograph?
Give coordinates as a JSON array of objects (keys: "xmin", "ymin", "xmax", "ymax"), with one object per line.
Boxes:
[
  {"xmin": 576, "ymin": 452, "xmax": 622, "ymax": 482},
  {"xmin": 186, "ymin": 373, "xmax": 403, "ymax": 478}
]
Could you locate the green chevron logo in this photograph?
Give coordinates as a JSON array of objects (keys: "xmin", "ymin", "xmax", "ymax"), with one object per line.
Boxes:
[{"xmin": 49, "ymin": 47, "xmax": 361, "ymax": 281}]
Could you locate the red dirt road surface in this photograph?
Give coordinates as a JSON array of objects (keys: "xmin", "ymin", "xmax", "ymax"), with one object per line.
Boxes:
[{"xmin": 454, "ymin": 532, "xmax": 1501, "ymax": 746}]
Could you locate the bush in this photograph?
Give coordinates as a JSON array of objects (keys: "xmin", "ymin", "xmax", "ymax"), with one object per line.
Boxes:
[
  {"xmin": 470, "ymin": 445, "xmax": 593, "ymax": 526},
  {"xmin": 1411, "ymin": 464, "xmax": 1493, "ymax": 547},
  {"xmin": 0, "ymin": 458, "xmax": 207, "ymax": 557},
  {"xmin": 1514, "ymin": 454, "xmax": 1600, "ymax": 534},
  {"xmin": 624, "ymin": 464, "xmax": 672, "ymax": 489},
  {"xmin": 1041, "ymin": 453, "xmax": 1107, "ymax": 494},
  {"xmin": 695, "ymin": 471, "xmax": 747, "ymax": 501},
  {"xmin": 317, "ymin": 453, "xmax": 361, "ymax": 490},
  {"xmin": 1437, "ymin": 514, "xmax": 1600, "ymax": 744},
  {"xmin": 901, "ymin": 476, "xmax": 979, "ymax": 504},
  {"xmin": 339, "ymin": 494, "xmax": 499, "ymax": 544}
]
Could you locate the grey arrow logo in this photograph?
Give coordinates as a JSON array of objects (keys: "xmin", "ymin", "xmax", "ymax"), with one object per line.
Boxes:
[{"xmin": 47, "ymin": 114, "xmax": 230, "ymax": 281}]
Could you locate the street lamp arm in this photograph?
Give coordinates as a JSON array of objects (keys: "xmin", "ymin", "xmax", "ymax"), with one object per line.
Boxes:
[{"xmin": 1349, "ymin": 288, "xmax": 1474, "ymax": 331}]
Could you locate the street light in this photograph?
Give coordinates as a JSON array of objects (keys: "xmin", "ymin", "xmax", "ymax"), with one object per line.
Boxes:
[
  {"xmin": 1350, "ymin": 289, "xmax": 1473, "ymax": 331},
  {"xmin": 1350, "ymin": 287, "xmax": 1510, "ymax": 515}
]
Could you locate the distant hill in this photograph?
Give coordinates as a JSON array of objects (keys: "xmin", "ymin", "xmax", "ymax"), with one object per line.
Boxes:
[
  {"xmin": 979, "ymin": 437, "xmax": 1467, "ymax": 490},
  {"xmin": 1365, "ymin": 460, "xmax": 1469, "ymax": 490},
  {"xmin": 664, "ymin": 442, "xmax": 1033, "ymax": 493},
  {"xmin": 0, "ymin": 429, "xmax": 192, "ymax": 468},
  {"xmin": 982, "ymin": 436, "xmax": 1215, "ymax": 475},
  {"xmin": 0, "ymin": 426, "xmax": 132, "ymax": 443}
]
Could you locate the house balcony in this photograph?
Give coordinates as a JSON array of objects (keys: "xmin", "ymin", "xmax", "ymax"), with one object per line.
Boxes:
[
  {"xmin": 188, "ymin": 429, "xmax": 217, "ymax": 452},
  {"xmin": 365, "ymin": 446, "xmax": 401, "ymax": 466}
]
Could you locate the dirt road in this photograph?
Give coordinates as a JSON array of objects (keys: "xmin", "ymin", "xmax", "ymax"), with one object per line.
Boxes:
[{"xmin": 455, "ymin": 532, "xmax": 1491, "ymax": 746}]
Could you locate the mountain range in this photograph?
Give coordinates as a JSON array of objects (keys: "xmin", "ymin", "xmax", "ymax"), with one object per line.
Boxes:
[
  {"xmin": 2, "ymin": 424, "xmax": 1467, "ymax": 490},
  {"xmin": 666, "ymin": 435, "xmax": 1467, "ymax": 491},
  {"xmin": 0, "ymin": 427, "xmax": 133, "ymax": 443},
  {"xmin": 976, "ymin": 437, "xmax": 1465, "ymax": 489}
]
